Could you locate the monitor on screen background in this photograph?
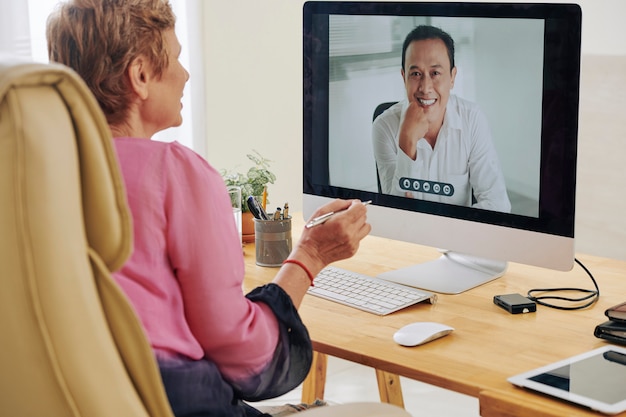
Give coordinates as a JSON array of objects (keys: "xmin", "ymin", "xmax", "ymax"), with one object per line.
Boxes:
[{"xmin": 303, "ymin": 1, "xmax": 581, "ymax": 294}]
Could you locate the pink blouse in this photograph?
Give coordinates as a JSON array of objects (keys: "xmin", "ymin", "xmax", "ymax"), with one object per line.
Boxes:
[{"xmin": 112, "ymin": 138, "xmax": 279, "ymax": 383}]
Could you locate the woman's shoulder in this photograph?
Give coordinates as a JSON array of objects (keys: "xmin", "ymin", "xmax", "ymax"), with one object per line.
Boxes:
[
  {"xmin": 114, "ymin": 138, "xmax": 221, "ymax": 180},
  {"xmin": 113, "ymin": 136, "xmax": 170, "ymax": 160},
  {"xmin": 115, "ymin": 138, "xmax": 210, "ymax": 165},
  {"xmin": 114, "ymin": 137, "xmax": 192, "ymax": 156},
  {"xmin": 164, "ymin": 141, "xmax": 219, "ymax": 175}
]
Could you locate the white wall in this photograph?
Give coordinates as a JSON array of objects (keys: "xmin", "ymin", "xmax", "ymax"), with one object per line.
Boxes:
[
  {"xmin": 202, "ymin": 0, "xmax": 626, "ymax": 259},
  {"xmin": 202, "ymin": 1, "xmax": 305, "ymax": 213}
]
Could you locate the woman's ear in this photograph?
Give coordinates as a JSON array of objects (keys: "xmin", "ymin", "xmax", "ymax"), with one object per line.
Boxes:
[{"xmin": 127, "ymin": 55, "xmax": 151, "ymax": 100}]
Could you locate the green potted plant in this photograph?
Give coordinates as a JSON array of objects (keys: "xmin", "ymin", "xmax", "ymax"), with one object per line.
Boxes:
[{"xmin": 221, "ymin": 150, "xmax": 276, "ymax": 242}]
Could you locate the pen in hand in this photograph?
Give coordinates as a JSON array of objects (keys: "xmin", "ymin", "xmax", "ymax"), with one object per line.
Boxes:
[{"xmin": 305, "ymin": 200, "xmax": 372, "ymax": 229}]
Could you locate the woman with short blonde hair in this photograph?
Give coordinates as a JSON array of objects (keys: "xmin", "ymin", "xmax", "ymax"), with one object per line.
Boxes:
[{"xmin": 47, "ymin": 1, "xmax": 372, "ymax": 416}]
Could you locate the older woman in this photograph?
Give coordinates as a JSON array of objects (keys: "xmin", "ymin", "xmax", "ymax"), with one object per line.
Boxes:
[{"xmin": 46, "ymin": 1, "xmax": 371, "ymax": 416}]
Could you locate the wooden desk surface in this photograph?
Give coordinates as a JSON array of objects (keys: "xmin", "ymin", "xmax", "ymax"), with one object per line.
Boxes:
[{"xmin": 242, "ymin": 214, "xmax": 626, "ymax": 417}]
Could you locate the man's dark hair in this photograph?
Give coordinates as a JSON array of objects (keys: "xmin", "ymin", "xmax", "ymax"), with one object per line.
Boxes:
[{"xmin": 401, "ymin": 25, "xmax": 455, "ymax": 72}]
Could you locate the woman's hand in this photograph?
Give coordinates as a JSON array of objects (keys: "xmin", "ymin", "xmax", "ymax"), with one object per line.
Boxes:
[
  {"xmin": 296, "ymin": 199, "xmax": 371, "ymax": 271},
  {"xmin": 272, "ymin": 199, "xmax": 371, "ymax": 308}
]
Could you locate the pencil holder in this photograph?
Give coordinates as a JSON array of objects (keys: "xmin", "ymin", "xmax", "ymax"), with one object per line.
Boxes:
[{"xmin": 254, "ymin": 217, "xmax": 292, "ymax": 267}]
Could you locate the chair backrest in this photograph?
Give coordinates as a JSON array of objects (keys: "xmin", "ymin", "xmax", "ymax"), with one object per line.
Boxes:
[
  {"xmin": 372, "ymin": 101, "xmax": 397, "ymax": 193},
  {"xmin": 0, "ymin": 61, "xmax": 173, "ymax": 417},
  {"xmin": 372, "ymin": 101, "xmax": 397, "ymax": 122}
]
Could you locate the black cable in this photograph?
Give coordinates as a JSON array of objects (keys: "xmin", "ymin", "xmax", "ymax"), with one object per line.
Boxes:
[{"xmin": 526, "ymin": 258, "xmax": 600, "ymax": 310}]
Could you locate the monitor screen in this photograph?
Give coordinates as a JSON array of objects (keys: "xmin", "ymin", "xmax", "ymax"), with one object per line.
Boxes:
[{"xmin": 303, "ymin": 1, "xmax": 581, "ymax": 293}]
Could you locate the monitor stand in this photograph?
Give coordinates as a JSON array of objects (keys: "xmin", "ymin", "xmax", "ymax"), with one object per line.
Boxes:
[{"xmin": 377, "ymin": 250, "xmax": 508, "ymax": 294}]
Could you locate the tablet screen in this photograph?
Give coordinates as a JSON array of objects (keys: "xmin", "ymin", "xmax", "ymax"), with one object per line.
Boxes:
[{"xmin": 508, "ymin": 346, "xmax": 626, "ymax": 414}]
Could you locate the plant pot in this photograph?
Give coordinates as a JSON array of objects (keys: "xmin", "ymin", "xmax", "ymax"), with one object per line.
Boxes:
[{"xmin": 242, "ymin": 211, "xmax": 256, "ymax": 243}]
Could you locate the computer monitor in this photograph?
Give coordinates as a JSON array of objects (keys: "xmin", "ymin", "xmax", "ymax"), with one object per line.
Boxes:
[{"xmin": 302, "ymin": 1, "xmax": 581, "ymax": 294}]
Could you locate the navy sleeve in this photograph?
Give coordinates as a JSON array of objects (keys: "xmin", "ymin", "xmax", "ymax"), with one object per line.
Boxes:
[{"xmin": 237, "ymin": 283, "xmax": 313, "ymax": 401}]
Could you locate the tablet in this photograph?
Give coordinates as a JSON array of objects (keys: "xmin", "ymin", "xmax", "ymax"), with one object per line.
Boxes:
[{"xmin": 508, "ymin": 346, "xmax": 626, "ymax": 415}]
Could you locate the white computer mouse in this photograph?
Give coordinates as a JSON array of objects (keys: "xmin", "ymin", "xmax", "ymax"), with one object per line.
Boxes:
[{"xmin": 393, "ymin": 322, "xmax": 454, "ymax": 347}]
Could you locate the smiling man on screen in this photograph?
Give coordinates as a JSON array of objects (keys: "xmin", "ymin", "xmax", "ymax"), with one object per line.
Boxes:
[{"xmin": 372, "ymin": 25, "xmax": 511, "ymax": 213}]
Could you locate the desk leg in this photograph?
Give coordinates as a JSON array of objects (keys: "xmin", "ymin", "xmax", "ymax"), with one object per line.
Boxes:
[
  {"xmin": 375, "ymin": 369, "xmax": 405, "ymax": 408},
  {"xmin": 301, "ymin": 351, "xmax": 327, "ymax": 403}
]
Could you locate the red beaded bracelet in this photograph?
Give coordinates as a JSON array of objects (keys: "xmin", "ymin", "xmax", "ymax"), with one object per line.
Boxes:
[{"xmin": 283, "ymin": 259, "xmax": 315, "ymax": 286}]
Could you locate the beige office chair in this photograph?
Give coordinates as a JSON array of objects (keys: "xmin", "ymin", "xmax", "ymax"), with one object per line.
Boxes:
[
  {"xmin": 0, "ymin": 60, "xmax": 175, "ymax": 416},
  {"xmin": 0, "ymin": 61, "xmax": 409, "ymax": 417}
]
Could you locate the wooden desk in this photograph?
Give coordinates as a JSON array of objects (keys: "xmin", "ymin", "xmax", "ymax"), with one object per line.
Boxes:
[{"xmin": 242, "ymin": 215, "xmax": 626, "ymax": 417}]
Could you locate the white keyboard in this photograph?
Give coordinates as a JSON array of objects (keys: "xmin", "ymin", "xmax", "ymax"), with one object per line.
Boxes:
[{"xmin": 308, "ymin": 266, "xmax": 437, "ymax": 315}]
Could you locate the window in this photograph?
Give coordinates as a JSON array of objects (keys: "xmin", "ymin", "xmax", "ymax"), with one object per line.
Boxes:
[{"xmin": 2, "ymin": 0, "xmax": 203, "ymax": 152}]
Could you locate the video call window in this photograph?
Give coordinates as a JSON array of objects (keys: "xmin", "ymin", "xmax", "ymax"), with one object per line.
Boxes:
[{"xmin": 326, "ymin": 15, "xmax": 544, "ymax": 217}]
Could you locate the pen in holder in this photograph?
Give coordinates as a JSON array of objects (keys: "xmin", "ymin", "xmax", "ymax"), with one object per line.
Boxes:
[{"xmin": 254, "ymin": 217, "xmax": 292, "ymax": 267}]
